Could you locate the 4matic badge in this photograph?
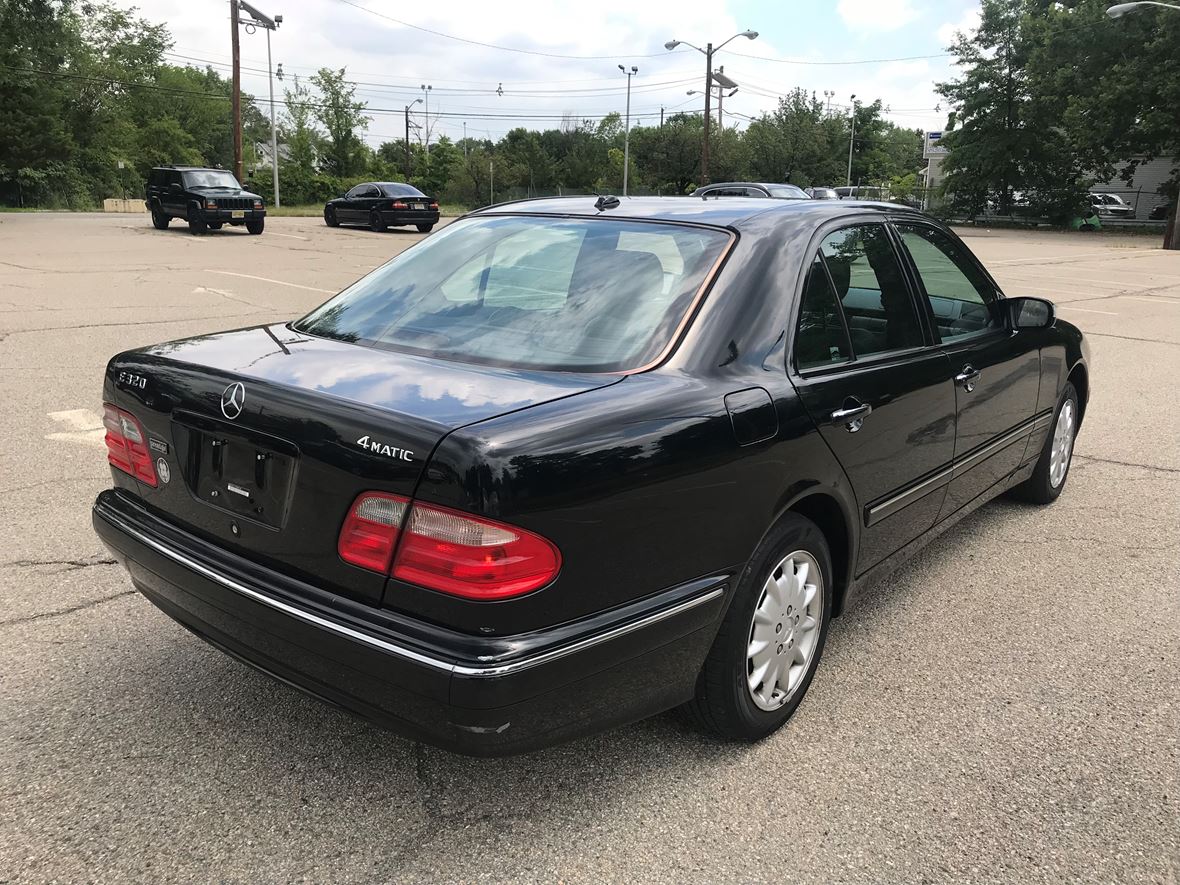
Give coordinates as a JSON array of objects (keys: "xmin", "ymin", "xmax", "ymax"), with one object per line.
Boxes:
[{"xmin": 356, "ymin": 434, "xmax": 414, "ymax": 462}]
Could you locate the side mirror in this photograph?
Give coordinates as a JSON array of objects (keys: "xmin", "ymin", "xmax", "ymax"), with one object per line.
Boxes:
[{"xmin": 1007, "ymin": 296, "xmax": 1055, "ymax": 330}]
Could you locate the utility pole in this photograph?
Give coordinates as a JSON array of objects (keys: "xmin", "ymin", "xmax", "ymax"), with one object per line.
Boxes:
[
  {"xmin": 463, "ymin": 121, "xmax": 467, "ymax": 158},
  {"xmin": 701, "ymin": 42, "xmax": 713, "ymax": 185},
  {"xmin": 230, "ymin": 0, "xmax": 242, "ymax": 182},
  {"xmin": 846, "ymin": 94, "xmax": 857, "ymax": 188},
  {"xmin": 659, "ymin": 106, "xmax": 665, "ymax": 127},
  {"xmin": 420, "ymin": 84, "xmax": 432, "ymax": 152},
  {"xmin": 404, "ymin": 106, "xmax": 411, "ymax": 177},
  {"xmin": 618, "ymin": 65, "xmax": 637, "ymax": 196},
  {"xmin": 265, "ymin": 19, "xmax": 280, "ymax": 206}
]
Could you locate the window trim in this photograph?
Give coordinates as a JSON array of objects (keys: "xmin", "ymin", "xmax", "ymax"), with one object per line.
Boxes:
[
  {"xmin": 887, "ymin": 217, "xmax": 1008, "ymax": 347},
  {"xmin": 789, "ymin": 217, "xmax": 937, "ymax": 378},
  {"xmin": 794, "ymin": 251, "xmax": 855, "ymax": 373}
]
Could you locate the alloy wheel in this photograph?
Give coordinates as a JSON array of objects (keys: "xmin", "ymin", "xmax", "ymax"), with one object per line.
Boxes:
[
  {"xmin": 746, "ymin": 550, "xmax": 823, "ymax": 711},
  {"xmin": 1049, "ymin": 399, "xmax": 1075, "ymax": 488}
]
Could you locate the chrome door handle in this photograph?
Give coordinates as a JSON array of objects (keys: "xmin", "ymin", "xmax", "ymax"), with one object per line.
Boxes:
[
  {"xmin": 955, "ymin": 365, "xmax": 981, "ymax": 392},
  {"xmin": 830, "ymin": 401, "xmax": 872, "ymax": 432}
]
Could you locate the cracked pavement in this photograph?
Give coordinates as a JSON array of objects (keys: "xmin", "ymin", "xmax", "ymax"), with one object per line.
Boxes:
[{"xmin": 1, "ymin": 213, "xmax": 1178, "ymax": 883}]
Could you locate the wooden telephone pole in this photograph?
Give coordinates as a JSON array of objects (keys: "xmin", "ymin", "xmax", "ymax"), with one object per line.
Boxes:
[{"xmin": 230, "ymin": 0, "xmax": 243, "ymax": 181}]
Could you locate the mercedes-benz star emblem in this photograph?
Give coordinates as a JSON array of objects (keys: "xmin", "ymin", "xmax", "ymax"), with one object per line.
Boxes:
[{"xmin": 220, "ymin": 381, "xmax": 246, "ymax": 420}]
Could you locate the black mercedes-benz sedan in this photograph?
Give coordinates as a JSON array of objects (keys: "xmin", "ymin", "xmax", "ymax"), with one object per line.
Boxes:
[
  {"xmin": 93, "ymin": 197, "xmax": 1089, "ymax": 756},
  {"xmin": 324, "ymin": 182, "xmax": 439, "ymax": 232}
]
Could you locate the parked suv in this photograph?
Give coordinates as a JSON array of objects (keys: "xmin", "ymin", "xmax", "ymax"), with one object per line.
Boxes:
[{"xmin": 146, "ymin": 166, "xmax": 266, "ymax": 235}]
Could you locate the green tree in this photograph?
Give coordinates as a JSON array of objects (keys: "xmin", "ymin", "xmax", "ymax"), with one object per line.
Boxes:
[{"xmin": 309, "ymin": 67, "xmax": 369, "ymax": 177}]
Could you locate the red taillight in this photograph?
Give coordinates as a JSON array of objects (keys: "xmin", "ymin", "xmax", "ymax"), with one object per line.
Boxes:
[
  {"xmin": 429, "ymin": 201, "xmax": 439, "ymax": 209},
  {"xmin": 338, "ymin": 492, "xmax": 409, "ymax": 573},
  {"xmin": 338, "ymin": 493, "xmax": 561, "ymax": 599},
  {"xmin": 391, "ymin": 201, "xmax": 408, "ymax": 209},
  {"xmin": 102, "ymin": 403, "xmax": 157, "ymax": 487}
]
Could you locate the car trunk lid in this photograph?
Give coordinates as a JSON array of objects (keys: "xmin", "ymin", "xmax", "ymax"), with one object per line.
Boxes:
[{"xmin": 106, "ymin": 323, "xmax": 619, "ymax": 604}]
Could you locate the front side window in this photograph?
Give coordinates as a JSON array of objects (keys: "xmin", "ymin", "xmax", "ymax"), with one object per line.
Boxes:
[
  {"xmin": 819, "ymin": 224, "xmax": 924, "ymax": 357},
  {"xmin": 294, "ymin": 216, "xmax": 731, "ymax": 372},
  {"xmin": 795, "ymin": 255, "xmax": 852, "ymax": 371},
  {"xmin": 895, "ymin": 224, "xmax": 999, "ymax": 342},
  {"xmin": 181, "ymin": 170, "xmax": 240, "ymax": 189},
  {"xmin": 346, "ymin": 184, "xmax": 371, "ymax": 199}
]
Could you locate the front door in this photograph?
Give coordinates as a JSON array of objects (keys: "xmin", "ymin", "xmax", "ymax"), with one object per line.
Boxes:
[
  {"xmin": 892, "ymin": 222, "xmax": 1041, "ymax": 515},
  {"xmin": 791, "ymin": 222, "xmax": 957, "ymax": 574}
]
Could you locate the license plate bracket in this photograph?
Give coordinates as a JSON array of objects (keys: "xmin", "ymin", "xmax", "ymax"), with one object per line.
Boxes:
[{"xmin": 231, "ymin": 210, "xmax": 245, "ymax": 219}]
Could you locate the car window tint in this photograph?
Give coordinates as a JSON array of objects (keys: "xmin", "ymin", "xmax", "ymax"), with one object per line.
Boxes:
[
  {"xmin": 295, "ymin": 216, "xmax": 730, "ymax": 372},
  {"xmin": 819, "ymin": 224, "xmax": 923, "ymax": 357},
  {"xmin": 896, "ymin": 224, "xmax": 999, "ymax": 343},
  {"xmin": 795, "ymin": 254, "xmax": 851, "ymax": 371},
  {"xmin": 346, "ymin": 185, "xmax": 368, "ymax": 198}
]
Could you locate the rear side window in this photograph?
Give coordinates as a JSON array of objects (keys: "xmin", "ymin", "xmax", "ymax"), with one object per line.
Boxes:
[
  {"xmin": 820, "ymin": 224, "xmax": 924, "ymax": 357},
  {"xmin": 294, "ymin": 216, "xmax": 731, "ymax": 372},
  {"xmin": 895, "ymin": 224, "xmax": 999, "ymax": 342},
  {"xmin": 795, "ymin": 255, "xmax": 852, "ymax": 371}
]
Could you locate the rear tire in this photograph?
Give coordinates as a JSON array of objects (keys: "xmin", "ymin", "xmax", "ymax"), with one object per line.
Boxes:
[
  {"xmin": 416, "ymin": 223, "xmax": 434, "ymax": 233},
  {"xmin": 150, "ymin": 204, "xmax": 169, "ymax": 230},
  {"xmin": 369, "ymin": 211, "xmax": 387, "ymax": 232},
  {"xmin": 686, "ymin": 513, "xmax": 833, "ymax": 742},
  {"xmin": 245, "ymin": 218, "xmax": 265, "ymax": 235},
  {"xmin": 324, "ymin": 207, "xmax": 339, "ymax": 227},
  {"xmin": 1013, "ymin": 382, "xmax": 1078, "ymax": 505},
  {"xmin": 187, "ymin": 206, "xmax": 206, "ymax": 235}
]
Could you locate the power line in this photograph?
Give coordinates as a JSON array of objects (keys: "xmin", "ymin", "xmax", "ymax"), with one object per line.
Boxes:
[{"xmin": 335, "ymin": 0, "xmax": 676, "ymax": 60}]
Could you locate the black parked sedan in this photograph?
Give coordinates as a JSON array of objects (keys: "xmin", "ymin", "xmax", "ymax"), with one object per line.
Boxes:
[
  {"xmin": 324, "ymin": 182, "xmax": 439, "ymax": 232},
  {"xmin": 93, "ymin": 197, "xmax": 1089, "ymax": 756}
]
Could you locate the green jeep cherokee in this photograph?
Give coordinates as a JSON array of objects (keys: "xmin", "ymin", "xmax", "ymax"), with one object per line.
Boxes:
[{"xmin": 145, "ymin": 166, "xmax": 266, "ymax": 235}]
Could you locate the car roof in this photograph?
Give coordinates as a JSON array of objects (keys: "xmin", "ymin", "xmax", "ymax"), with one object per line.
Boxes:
[
  {"xmin": 152, "ymin": 166, "xmax": 224, "ymax": 172},
  {"xmin": 472, "ymin": 195, "xmax": 923, "ymax": 229}
]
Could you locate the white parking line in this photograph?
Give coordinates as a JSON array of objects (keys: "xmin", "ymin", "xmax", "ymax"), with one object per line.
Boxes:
[
  {"xmin": 1057, "ymin": 306, "xmax": 1120, "ymax": 316},
  {"xmin": 266, "ymin": 232, "xmax": 309, "ymax": 240},
  {"xmin": 203, "ymin": 270, "xmax": 334, "ymax": 294},
  {"xmin": 1121, "ymin": 296, "xmax": 1180, "ymax": 306},
  {"xmin": 46, "ymin": 409, "xmax": 106, "ymax": 449}
]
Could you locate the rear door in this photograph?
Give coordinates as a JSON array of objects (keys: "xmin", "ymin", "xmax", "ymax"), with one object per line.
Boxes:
[
  {"xmin": 790, "ymin": 221, "xmax": 956, "ymax": 574},
  {"xmin": 892, "ymin": 221, "xmax": 1040, "ymax": 516},
  {"xmin": 163, "ymin": 170, "xmax": 185, "ymax": 217}
]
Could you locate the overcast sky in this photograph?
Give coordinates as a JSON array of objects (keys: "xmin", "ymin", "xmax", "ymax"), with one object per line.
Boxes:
[{"xmin": 145, "ymin": 0, "xmax": 982, "ymax": 147}]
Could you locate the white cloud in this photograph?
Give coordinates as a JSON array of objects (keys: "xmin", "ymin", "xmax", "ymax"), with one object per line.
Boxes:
[
  {"xmin": 937, "ymin": 5, "xmax": 982, "ymax": 47},
  {"xmin": 836, "ymin": 0, "xmax": 919, "ymax": 33}
]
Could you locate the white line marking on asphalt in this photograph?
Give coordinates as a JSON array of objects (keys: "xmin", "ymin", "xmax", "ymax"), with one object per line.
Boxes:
[
  {"xmin": 203, "ymin": 270, "xmax": 334, "ymax": 293},
  {"xmin": 990, "ymin": 250, "xmax": 1151, "ymax": 265},
  {"xmin": 1121, "ymin": 296, "xmax": 1180, "ymax": 306},
  {"xmin": 1057, "ymin": 306, "xmax": 1120, "ymax": 315},
  {"xmin": 267, "ymin": 232, "xmax": 309, "ymax": 240},
  {"xmin": 46, "ymin": 409, "xmax": 106, "ymax": 449}
]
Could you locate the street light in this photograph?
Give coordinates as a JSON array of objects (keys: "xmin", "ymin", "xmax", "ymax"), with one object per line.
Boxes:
[
  {"xmin": 664, "ymin": 29, "xmax": 758, "ymax": 184},
  {"xmin": 1107, "ymin": 1, "xmax": 1180, "ymax": 16},
  {"xmin": 420, "ymin": 84, "xmax": 432, "ymax": 152},
  {"xmin": 618, "ymin": 65, "xmax": 638, "ymax": 196},
  {"xmin": 237, "ymin": 2, "xmax": 281, "ymax": 206},
  {"xmin": 404, "ymin": 98, "xmax": 422, "ymax": 177},
  {"xmin": 1106, "ymin": 0, "xmax": 1180, "ymax": 249},
  {"xmin": 846, "ymin": 94, "xmax": 857, "ymax": 188}
]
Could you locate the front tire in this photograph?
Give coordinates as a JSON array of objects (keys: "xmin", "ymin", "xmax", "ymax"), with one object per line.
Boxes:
[
  {"xmin": 687, "ymin": 513, "xmax": 833, "ymax": 741},
  {"xmin": 245, "ymin": 218, "xmax": 264, "ymax": 235},
  {"xmin": 324, "ymin": 207, "xmax": 339, "ymax": 227},
  {"xmin": 186, "ymin": 206, "xmax": 206, "ymax": 235},
  {"xmin": 1014, "ymin": 382, "xmax": 1078, "ymax": 504},
  {"xmin": 369, "ymin": 211, "xmax": 387, "ymax": 232},
  {"xmin": 150, "ymin": 204, "xmax": 169, "ymax": 230}
]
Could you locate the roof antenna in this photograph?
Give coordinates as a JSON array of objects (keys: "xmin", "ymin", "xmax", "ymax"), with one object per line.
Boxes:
[{"xmin": 594, "ymin": 194, "xmax": 620, "ymax": 211}]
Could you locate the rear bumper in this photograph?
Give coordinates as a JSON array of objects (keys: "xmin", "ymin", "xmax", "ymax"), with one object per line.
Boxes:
[
  {"xmin": 92, "ymin": 490, "xmax": 727, "ymax": 756},
  {"xmin": 377, "ymin": 210, "xmax": 439, "ymax": 227}
]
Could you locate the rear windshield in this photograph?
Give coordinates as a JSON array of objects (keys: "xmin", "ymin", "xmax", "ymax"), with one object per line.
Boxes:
[
  {"xmin": 381, "ymin": 183, "xmax": 426, "ymax": 197},
  {"xmin": 293, "ymin": 215, "xmax": 731, "ymax": 372},
  {"xmin": 766, "ymin": 185, "xmax": 808, "ymax": 199}
]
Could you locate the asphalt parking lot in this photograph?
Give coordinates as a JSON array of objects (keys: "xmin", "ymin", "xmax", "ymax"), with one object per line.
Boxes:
[{"xmin": 1, "ymin": 211, "xmax": 1178, "ymax": 884}]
